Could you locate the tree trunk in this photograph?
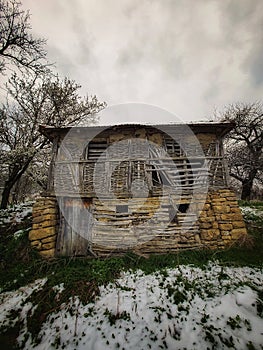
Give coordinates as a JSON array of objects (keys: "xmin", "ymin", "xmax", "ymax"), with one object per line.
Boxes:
[
  {"xmin": 241, "ymin": 181, "xmax": 252, "ymax": 200},
  {"xmin": 0, "ymin": 181, "xmax": 15, "ymax": 209},
  {"xmin": 0, "ymin": 157, "xmax": 35, "ymax": 209},
  {"xmin": 241, "ymin": 169, "xmax": 258, "ymax": 200}
]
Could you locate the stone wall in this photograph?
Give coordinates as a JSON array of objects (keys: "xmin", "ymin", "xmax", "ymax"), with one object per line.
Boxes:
[
  {"xmin": 198, "ymin": 189, "xmax": 247, "ymax": 248},
  {"xmin": 28, "ymin": 197, "xmax": 58, "ymax": 258},
  {"xmin": 29, "ymin": 189, "xmax": 247, "ymax": 258}
]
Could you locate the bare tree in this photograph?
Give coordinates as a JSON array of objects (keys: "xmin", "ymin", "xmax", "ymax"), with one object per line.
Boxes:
[
  {"xmin": 0, "ymin": 74, "xmax": 106, "ymax": 208},
  {"xmin": 0, "ymin": 0, "xmax": 48, "ymax": 74},
  {"xmin": 218, "ymin": 102, "xmax": 263, "ymax": 200}
]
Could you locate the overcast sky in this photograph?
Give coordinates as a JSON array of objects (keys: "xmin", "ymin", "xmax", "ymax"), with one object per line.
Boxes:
[{"xmin": 22, "ymin": 0, "xmax": 263, "ymax": 125}]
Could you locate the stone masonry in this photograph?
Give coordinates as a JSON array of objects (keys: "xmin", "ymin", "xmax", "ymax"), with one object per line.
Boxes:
[
  {"xmin": 29, "ymin": 197, "xmax": 58, "ymax": 258},
  {"xmin": 29, "ymin": 189, "xmax": 247, "ymax": 258},
  {"xmin": 198, "ymin": 189, "xmax": 247, "ymax": 249}
]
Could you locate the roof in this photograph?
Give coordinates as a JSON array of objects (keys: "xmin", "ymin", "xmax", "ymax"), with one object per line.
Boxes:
[{"xmin": 39, "ymin": 122, "xmax": 235, "ymax": 141}]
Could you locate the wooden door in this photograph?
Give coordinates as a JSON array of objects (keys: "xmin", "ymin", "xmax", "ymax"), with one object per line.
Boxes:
[{"xmin": 56, "ymin": 198, "xmax": 93, "ymax": 256}]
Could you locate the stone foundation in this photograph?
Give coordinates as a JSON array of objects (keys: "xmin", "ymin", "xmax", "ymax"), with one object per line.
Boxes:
[
  {"xmin": 198, "ymin": 189, "xmax": 247, "ymax": 249},
  {"xmin": 29, "ymin": 189, "xmax": 247, "ymax": 258},
  {"xmin": 29, "ymin": 197, "xmax": 58, "ymax": 258}
]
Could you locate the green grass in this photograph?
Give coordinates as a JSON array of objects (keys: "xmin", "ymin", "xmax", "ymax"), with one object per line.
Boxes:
[
  {"xmin": 238, "ymin": 200, "xmax": 263, "ymax": 209},
  {"xmin": 1, "ymin": 240, "xmax": 262, "ymax": 348},
  {"xmin": 0, "ymin": 200, "xmax": 263, "ymax": 295},
  {"xmin": 1, "ymin": 231, "xmax": 262, "ymax": 295},
  {"xmin": 0, "ymin": 201, "xmax": 263, "ymax": 349}
]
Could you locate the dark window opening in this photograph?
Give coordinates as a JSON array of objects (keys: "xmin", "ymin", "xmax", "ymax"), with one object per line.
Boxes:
[
  {"xmin": 84, "ymin": 141, "xmax": 108, "ymax": 160},
  {"xmin": 176, "ymin": 160, "xmax": 194, "ymax": 186},
  {"xmin": 168, "ymin": 205, "xmax": 178, "ymax": 224},
  {"xmin": 151, "ymin": 165, "xmax": 171, "ymax": 186},
  {"xmin": 152, "ymin": 167, "xmax": 162, "ymax": 185},
  {"xmin": 179, "ymin": 170, "xmax": 186, "ymax": 185},
  {"xmin": 116, "ymin": 205, "xmax": 128, "ymax": 213},
  {"xmin": 186, "ymin": 162, "xmax": 194, "ymax": 185},
  {"xmin": 159, "ymin": 172, "xmax": 171, "ymax": 186},
  {"xmin": 164, "ymin": 137, "xmax": 181, "ymax": 157},
  {"xmin": 178, "ymin": 203, "xmax": 189, "ymax": 213}
]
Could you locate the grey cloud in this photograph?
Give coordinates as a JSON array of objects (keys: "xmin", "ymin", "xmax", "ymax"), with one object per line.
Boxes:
[
  {"xmin": 217, "ymin": 0, "xmax": 262, "ymax": 48},
  {"xmin": 48, "ymin": 45, "xmax": 78, "ymax": 77},
  {"xmin": 116, "ymin": 2, "xmax": 189, "ymax": 79},
  {"xmin": 223, "ymin": 0, "xmax": 258, "ymax": 26},
  {"xmin": 58, "ymin": 1, "xmax": 94, "ymax": 66},
  {"xmin": 245, "ymin": 45, "xmax": 263, "ymax": 87},
  {"xmin": 46, "ymin": 0, "xmax": 67, "ymax": 20},
  {"xmin": 23, "ymin": 0, "xmax": 263, "ymax": 122},
  {"xmin": 203, "ymin": 66, "xmax": 223, "ymax": 101},
  {"xmin": 122, "ymin": 0, "xmax": 142, "ymax": 17}
]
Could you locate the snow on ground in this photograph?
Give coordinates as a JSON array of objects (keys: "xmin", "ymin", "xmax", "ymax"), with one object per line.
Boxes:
[
  {"xmin": 0, "ymin": 201, "xmax": 33, "ymax": 226},
  {"xmin": 0, "ymin": 279, "xmax": 47, "ymax": 342},
  {"xmin": 241, "ymin": 206, "xmax": 263, "ymax": 222},
  {"xmin": 0, "ymin": 263, "xmax": 262, "ymax": 350}
]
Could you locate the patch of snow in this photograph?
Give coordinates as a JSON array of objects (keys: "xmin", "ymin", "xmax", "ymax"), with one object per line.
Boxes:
[
  {"xmin": 0, "ymin": 202, "xmax": 33, "ymax": 226},
  {"xmin": 53, "ymin": 283, "xmax": 65, "ymax": 294},
  {"xmin": 0, "ymin": 278, "xmax": 47, "ymax": 325},
  {"xmin": 241, "ymin": 206, "xmax": 263, "ymax": 220},
  {"xmin": 13, "ymin": 229, "xmax": 27, "ymax": 239},
  {"xmin": 1, "ymin": 264, "xmax": 262, "ymax": 349}
]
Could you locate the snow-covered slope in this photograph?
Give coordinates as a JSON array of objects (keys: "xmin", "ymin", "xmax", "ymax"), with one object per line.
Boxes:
[{"xmin": 1, "ymin": 263, "xmax": 262, "ymax": 350}]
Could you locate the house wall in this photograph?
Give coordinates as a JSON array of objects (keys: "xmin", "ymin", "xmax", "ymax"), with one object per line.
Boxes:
[
  {"xmin": 29, "ymin": 197, "xmax": 58, "ymax": 258},
  {"xmin": 49, "ymin": 126, "xmax": 228, "ymax": 197},
  {"xmin": 28, "ymin": 126, "xmax": 247, "ymax": 258},
  {"xmin": 29, "ymin": 189, "xmax": 247, "ymax": 258}
]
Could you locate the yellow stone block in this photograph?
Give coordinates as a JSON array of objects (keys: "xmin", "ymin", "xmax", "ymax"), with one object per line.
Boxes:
[
  {"xmin": 32, "ymin": 220, "xmax": 57, "ymax": 230},
  {"xmin": 219, "ymin": 223, "xmax": 233, "ymax": 231},
  {"xmin": 221, "ymin": 230, "xmax": 231, "ymax": 237},
  {"xmin": 29, "ymin": 227, "xmax": 56, "ymax": 241},
  {"xmin": 219, "ymin": 190, "xmax": 231, "ymax": 195},
  {"xmin": 200, "ymin": 229, "xmax": 220, "ymax": 240},
  {"xmin": 207, "ymin": 210, "xmax": 215, "ymax": 217},
  {"xmin": 227, "ymin": 201, "xmax": 239, "ymax": 206},
  {"xmin": 39, "ymin": 248, "xmax": 55, "ymax": 258},
  {"xmin": 232, "ymin": 221, "xmax": 246, "ymax": 229},
  {"xmin": 148, "ymin": 133, "xmax": 163, "ymax": 145},
  {"xmin": 42, "ymin": 242, "xmax": 56, "ymax": 250},
  {"xmin": 221, "ymin": 213, "xmax": 243, "ymax": 221},
  {"xmin": 134, "ymin": 128, "xmax": 146, "ymax": 138},
  {"xmin": 109, "ymin": 133, "xmax": 125, "ymax": 143},
  {"xmin": 213, "ymin": 205, "xmax": 230, "ymax": 214},
  {"xmin": 41, "ymin": 235, "xmax": 56, "ymax": 244},
  {"xmin": 33, "ymin": 214, "xmax": 57, "ymax": 224},
  {"xmin": 31, "ymin": 240, "xmax": 42, "ymax": 249},
  {"xmin": 200, "ymin": 222, "xmax": 212, "ymax": 229},
  {"xmin": 203, "ymin": 203, "xmax": 211, "ymax": 210},
  {"xmin": 230, "ymin": 208, "xmax": 242, "ymax": 213},
  {"xmin": 212, "ymin": 222, "xmax": 219, "ymax": 229},
  {"xmin": 33, "ymin": 208, "xmax": 57, "ymax": 217},
  {"xmin": 231, "ymin": 228, "xmax": 247, "ymax": 239},
  {"xmin": 199, "ymin": 216, "xmax": 215, "ymax": 223},
  {"xmin": 212, "ymin": 198, "xmax": 226, "ymax": 203}
]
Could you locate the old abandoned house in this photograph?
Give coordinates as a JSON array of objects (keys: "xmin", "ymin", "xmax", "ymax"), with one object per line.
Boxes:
[{"xmin": 29, "ymin": 123, "xmax": 247, "ymax": 258}]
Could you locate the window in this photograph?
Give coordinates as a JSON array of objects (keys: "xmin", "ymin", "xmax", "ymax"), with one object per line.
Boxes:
[
  {"xmin": 168, "ymin": 205, "xmax": 178, "ymax": 223},
  {"xmin": 178, "ymin": 203, "xmax": 189, "ymax": 213},
  {"xmin": 116, "ymin": 205, "xmax": 128, "ymax": 213},
  {"xmin": 161, "ymin": 204, "xmax": 179, "ymax": 224},
  {"xmin": 84, "ymin": 141, "xmax": 108, "ymax": 160},
  {"xmin": 150, "ymin": 164, "xmax": 171, "ymax": 187},
  {"xmin": 151, "ymin": 165, "xmax": 162, "ymax": 186},
  {"xmin": 164, "ymin": 136, "xmax": 182, "ymax": 157}
]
